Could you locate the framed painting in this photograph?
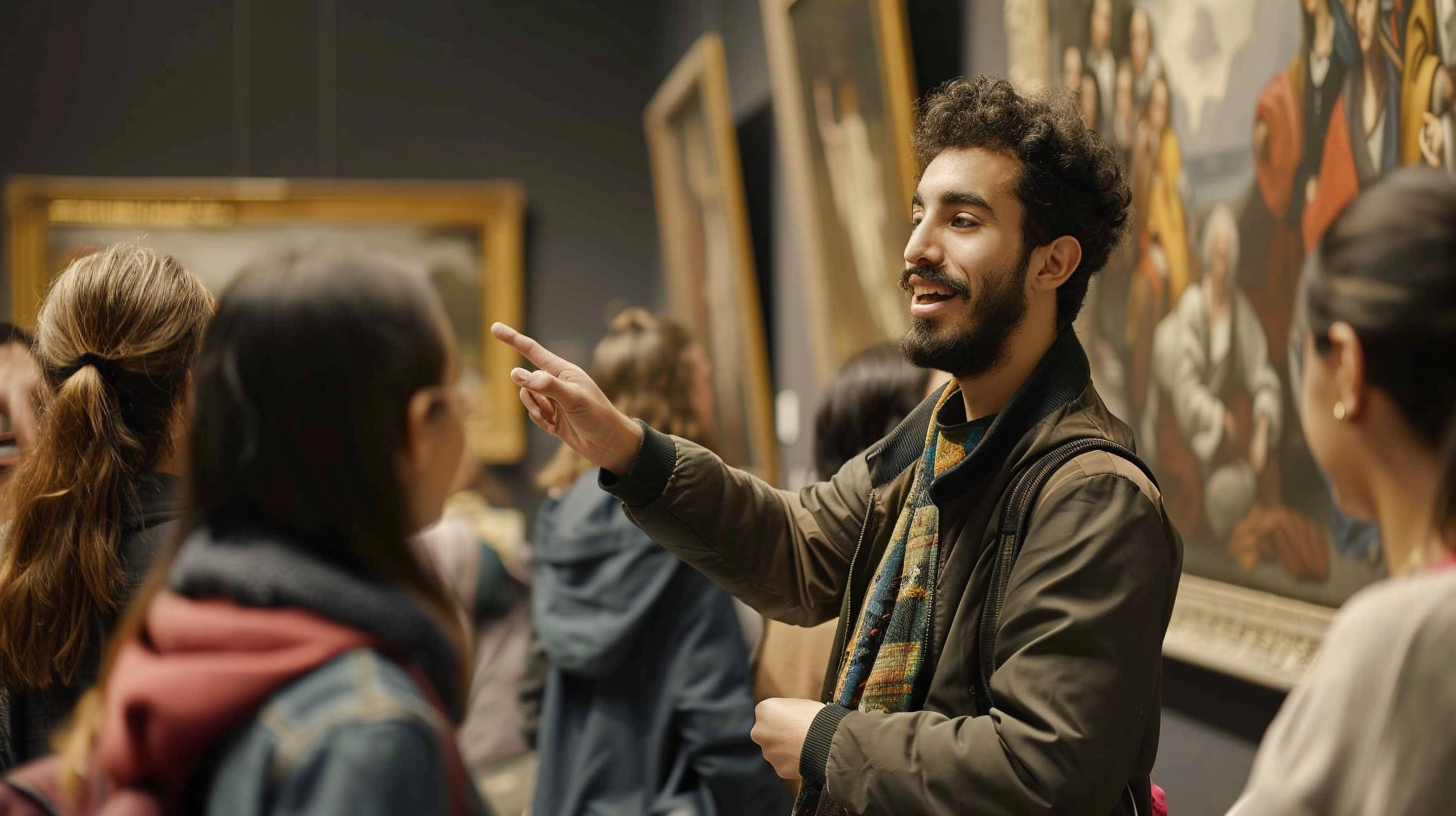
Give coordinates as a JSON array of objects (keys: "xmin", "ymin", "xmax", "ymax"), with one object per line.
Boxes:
[
  {"xmin": 645, "ymin": 34, "xmax": 780, "ymax": 482},
  {"xmin": 5, "ymin": 176, "xmax": 527, "ymax": 463},
  {"xmin": 1008, "ymin": 0, "xmax": 1412, "ymax": 688},
  {"xmin": 762, "ymin": 0, "xmax": 919, "ymax": 381}
]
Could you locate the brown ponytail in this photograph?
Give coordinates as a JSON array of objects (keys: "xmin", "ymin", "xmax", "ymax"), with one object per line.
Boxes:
[
  {"xmin": 537, "ymin": 309, "xmax": 715, "ymax": 493},
  {"xmin": 0, "ymin": 243, "xmax": 213, "ymax": 690}
]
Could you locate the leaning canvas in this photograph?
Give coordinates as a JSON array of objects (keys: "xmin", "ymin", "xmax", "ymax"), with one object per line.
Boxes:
[{"xmin": 645, "ymin": 34, "xmax": 780, "ymax": 482}]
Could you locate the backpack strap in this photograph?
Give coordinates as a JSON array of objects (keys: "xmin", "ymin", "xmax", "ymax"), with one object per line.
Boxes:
[{"xmin": 974, "ymin": 438, "xmax": 1158, "ymax": 714}]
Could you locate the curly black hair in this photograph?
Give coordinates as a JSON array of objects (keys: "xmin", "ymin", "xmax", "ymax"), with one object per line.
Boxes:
[{"xmin": 913, "ymin": 75, "xmax": 1131, "ymax": 328}]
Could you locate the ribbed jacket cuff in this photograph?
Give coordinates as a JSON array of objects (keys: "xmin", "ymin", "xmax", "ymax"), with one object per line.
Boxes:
[
  {"xmin": 800, "ymin": 704, "xmax": 851, "ymax": 785},
  {"xmin": 598, "ymin": 421, "xmax": 676, "ymax": 508}
]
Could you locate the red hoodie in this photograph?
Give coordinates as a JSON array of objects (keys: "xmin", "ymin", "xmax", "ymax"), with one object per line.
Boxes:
[{"xmin": 1, "ymin": 591, "xmax": 469, "ymax": 816}]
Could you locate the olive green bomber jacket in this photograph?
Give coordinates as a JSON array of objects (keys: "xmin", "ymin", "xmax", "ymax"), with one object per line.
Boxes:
[{"xmin": 601, "ymin": 329, "xmax": 1182, "ymax": 816}]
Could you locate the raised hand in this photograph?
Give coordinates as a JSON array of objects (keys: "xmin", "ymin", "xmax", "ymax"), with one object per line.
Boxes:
[{"xmin": 490, "ymin": 322, "xmax": 644, "ymax": 475}]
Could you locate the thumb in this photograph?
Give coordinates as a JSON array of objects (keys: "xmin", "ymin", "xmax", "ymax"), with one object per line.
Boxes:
[{"xmin": 510, "ymin": 367, "xmax": 584, "ymax": 411}]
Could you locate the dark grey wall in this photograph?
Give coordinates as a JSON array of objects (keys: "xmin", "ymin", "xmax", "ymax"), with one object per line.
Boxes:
[{"xmin": 0, "ymin": 0, "xmax": 665, "ymax": 506}]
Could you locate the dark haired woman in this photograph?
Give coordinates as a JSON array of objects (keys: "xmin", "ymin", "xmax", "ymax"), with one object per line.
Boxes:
[
  {"xmin": 0, "ymin": 244, "xmax": 212, "ymax": 767},
  {"xmin": 531, "ymin": 309, "xmax": 786, "ymax": 816},
  {"xmin": 10, "ymin": 244, "xmax": 489, "ymax": 815},
  {"xmin": 1228, "ymin": 168, "xmax": 1456, "ymax": 815}
]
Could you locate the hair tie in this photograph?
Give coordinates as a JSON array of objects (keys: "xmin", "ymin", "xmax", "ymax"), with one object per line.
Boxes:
[{"xmin": 57, "ymin": 352, "xmax": 122, "ymax": 383}]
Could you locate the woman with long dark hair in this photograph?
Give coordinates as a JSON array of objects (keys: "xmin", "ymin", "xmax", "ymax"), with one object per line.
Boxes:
[
  {"xmin": 1229, "ymin": 168, "xmax": 1456, "ymax": 814},
  {"xmin": 9, "ymin": 243, "xmax": 488, "ymax": 814},
  {"xmin": 0, "ymin": 244, "xmax": 212, "ymax": 767}
]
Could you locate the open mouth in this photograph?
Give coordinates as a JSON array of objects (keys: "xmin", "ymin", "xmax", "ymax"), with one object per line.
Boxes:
[
  {"xmin": 905, "ymin": 272, "xmax": 965, "ymax": 319},
  {"xmin": 908, "ymin": 275, "xmax": 959, "ymax": 305}
]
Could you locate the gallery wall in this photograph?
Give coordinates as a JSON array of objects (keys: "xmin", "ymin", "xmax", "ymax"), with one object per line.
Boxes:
[{"xmin": 0, "ymin": 0, "xmax": 665, "ymax": 509}]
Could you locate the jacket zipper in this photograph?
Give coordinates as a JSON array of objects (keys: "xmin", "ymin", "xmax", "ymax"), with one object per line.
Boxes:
[{"xmin": 830, "ymin": 489, "xmax": 877, "ymax": 696}]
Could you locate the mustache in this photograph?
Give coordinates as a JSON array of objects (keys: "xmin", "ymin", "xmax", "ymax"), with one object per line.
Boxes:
[{"xmin": 900, "ymin": 266, "xmax": 971, "ymax": 299}]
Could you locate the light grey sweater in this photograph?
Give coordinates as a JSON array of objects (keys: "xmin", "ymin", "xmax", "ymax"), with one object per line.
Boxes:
[{"xmin": 1228, "ymin": 566, "xmax": 1456, "ymax": 816}]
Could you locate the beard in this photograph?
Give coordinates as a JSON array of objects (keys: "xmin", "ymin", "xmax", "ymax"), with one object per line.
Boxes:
[{"xmin": 898, "ymin": 253, "xmax": 1031, "ymax": 380}]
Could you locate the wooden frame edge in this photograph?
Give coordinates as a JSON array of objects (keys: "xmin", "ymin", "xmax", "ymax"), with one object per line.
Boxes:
[
  {"xmin": 1163, "ymin": 574, "xmax": 1335, "ymax": 691},
  {"xmin": 763, "ymin": 0, "xmax": 840, "ymax": 383},
  {"xmin": 644, "ymin": 33, "xmax": 782, "ymax": 482},
  {"xmin": 4, "ymin": 175, "xmax": 528, "ymax": 463},
  {"xmin": 875, "ymin": 0, "xmax": 920, "ymax": 210}
]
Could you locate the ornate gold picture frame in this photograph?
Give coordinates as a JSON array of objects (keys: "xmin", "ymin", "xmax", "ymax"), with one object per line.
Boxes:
[{"xmin": 5, "ymin": 176, "xmax": 527, "ymax": 463}]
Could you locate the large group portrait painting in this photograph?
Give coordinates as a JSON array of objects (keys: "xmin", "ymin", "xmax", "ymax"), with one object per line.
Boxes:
[{"xmin": 1027, "ymin": 0, "xmax": 1447, "ymax": 628}]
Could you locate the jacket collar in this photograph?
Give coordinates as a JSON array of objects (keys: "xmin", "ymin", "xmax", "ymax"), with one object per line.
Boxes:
[
  {"xmin": 167, "ymin": 527, "xmax": 463, "ymax": 720},
  {"xmin": 866, "ymin": 327, "xmax": 1092, "ymax": 501}
]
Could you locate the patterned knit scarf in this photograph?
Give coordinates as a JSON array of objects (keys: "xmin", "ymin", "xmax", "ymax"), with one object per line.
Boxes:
[{"xmin": 795, "ymin": 387, "xmax": 983, "ymax": 816}]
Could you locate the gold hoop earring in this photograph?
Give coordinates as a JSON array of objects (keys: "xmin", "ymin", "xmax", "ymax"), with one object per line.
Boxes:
[{"xmin": 1333, "ymin": 402, "xmax": 1348, "ymax": 421}]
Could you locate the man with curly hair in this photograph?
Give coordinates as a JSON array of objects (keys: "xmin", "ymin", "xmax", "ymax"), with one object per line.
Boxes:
[{"xmin": 493, "ymin": 75, "xmax": 1181, "ymax": 816}]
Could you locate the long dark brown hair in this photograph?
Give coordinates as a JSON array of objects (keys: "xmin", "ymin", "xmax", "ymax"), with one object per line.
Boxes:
[
  {"xmin": 538, "ymin": 308, "xmax": 713, "ymax": 492},
  {"xmin": 0, "ymin": 244, "xmax": 212, "ymax": 691},
  {"xmin": 1305, "ymin": 167, "xmax": 1456, "ymax": 547}
]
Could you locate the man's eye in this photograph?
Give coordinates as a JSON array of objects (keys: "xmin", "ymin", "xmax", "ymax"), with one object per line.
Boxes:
[{"xmin": 951, "ymin": 217, "xmax": 976, "ymax": 228}]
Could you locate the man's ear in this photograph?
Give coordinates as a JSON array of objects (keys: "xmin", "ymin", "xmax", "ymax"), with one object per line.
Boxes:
[{"xmin": 1028, "ymin": 236, "xmax": 1083, "ymax": 293}]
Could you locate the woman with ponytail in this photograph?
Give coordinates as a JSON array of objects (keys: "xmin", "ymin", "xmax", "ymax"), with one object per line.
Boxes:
[
  {"xmin": 0, "ymin": 243, "xmax": 212, "ymax": 766},
  {"xmin": 1229, "ymin": 168, "xmax": 1456, "ymax": 815}
]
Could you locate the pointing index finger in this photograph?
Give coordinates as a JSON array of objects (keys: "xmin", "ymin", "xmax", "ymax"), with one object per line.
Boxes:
[{"xmin": 491, "ymin": 322, "xmax": 571, "ymax": 376}]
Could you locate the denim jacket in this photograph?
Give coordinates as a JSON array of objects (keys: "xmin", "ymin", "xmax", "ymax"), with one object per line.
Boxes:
[
  {"xmin": 204, "ymin": 648, "xmax": 481, "ymax": 816},
  {"xmin": 168, "ymin": 531, "xmax": 493, "ymax": 816}
]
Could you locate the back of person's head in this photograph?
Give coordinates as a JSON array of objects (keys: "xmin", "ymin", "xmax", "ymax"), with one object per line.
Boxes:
[
  {"xmin": 538, "ymin": 308, "xmax": 712, "ymax": 492},
  {"xmin": 913, "ymin": 75, "xmax": 1131, "ymax": 328},
  {"xmin": 813, "ymin": 344, "xmax": 930, "ymax": 479},
  {"xmin": 1302, "ymin": 167, "xmax": 1456, "ymax": 550},
  {"xmin": 0, "ymin": 243, "xmax": 213, "ymax": 690},
  {"xmin": 188, "ymin": 243, "xmax": 466, "ymax": 588}
]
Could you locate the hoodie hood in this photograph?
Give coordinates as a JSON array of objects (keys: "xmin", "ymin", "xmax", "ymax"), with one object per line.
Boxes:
[
  {"xmin": 532, "ymin": 473, "xmax": 680, "ymax": 678},
  {"xmin": 166, "ymin": 527, "xmax": 463, "ymax": 720},
  {"xmin": 97, "ymin": 592, "xmax": 375, "ymax": 799}
]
